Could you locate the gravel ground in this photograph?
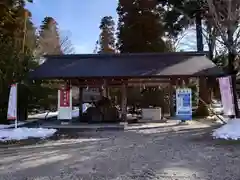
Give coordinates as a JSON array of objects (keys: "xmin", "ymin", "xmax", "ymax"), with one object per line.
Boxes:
[{"xmin": 0, "ymin": 122, "xmax": 240, "ymax": 180}]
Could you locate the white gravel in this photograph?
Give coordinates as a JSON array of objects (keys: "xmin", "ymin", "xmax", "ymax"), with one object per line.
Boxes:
[{"xmin": 0, "ymin": 122, "xmax": 240, "ymax": 180}]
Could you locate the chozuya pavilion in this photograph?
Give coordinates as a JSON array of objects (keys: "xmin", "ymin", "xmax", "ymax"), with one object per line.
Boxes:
[{"xmin": 28, "ymin": 52, "xmax": 225, "ymax": 123}]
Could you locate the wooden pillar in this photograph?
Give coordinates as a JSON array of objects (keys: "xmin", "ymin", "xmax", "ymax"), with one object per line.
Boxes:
[
  {"xmin": 104, "ymin": 80, "xmax": 111, "ymax": 99},
  {"xmin": 121, "ymin": 83, "xmax": 127, "ymax": 122},
  {"xmin": 101, "ymin": 79, "xmax": 107, "ymax": 97},
  {"xmin": 78, "ymin": 87, "xmax": 83, "ymax": 120},
  {"xmin": 99, "ymin": 87, "xmax": 103, "ymax": 96},
  {"xmin": 206, "ymin": 77, "xmax": 212, "ymax": 103},
  {"xmin": 199, "ymin": 77, "xmax": 209, "ymax": 103},
  {"xmin": 106, "ymin": 87, "xmax": 110, "ymax": 99},
  {"xmin": 195, "ymin": 77, "xmax": 210, "ymax": 117},
  {"xmin": 175, "ymin": 78, "xmax": 181, "ymax": 115},
  {"xmin": 169, "ymin": 78, "xmax": 175, "ymax": 117}
]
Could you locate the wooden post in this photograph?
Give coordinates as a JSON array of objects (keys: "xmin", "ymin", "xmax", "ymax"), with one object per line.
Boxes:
[
  {"xmin": 121, "ymin": 83, "xmax": 127, "ymax": 122},
  {"xmin": 199, "ymin": 77, "xmax": 210, "ymax": 103},
  {"xmin": 102, "ymin": 79, "xmax": 107, "ymax": 97},
  {"xmin": 106, "ymin": 87, "xmax": 110, "ymax": 99},
  {"xmin": 169, "ymin": 78, "xmax": 175, "ymax": 117},
  {"xmin": 78, "ymin": 87, "xmax": 83, "ymax": 120}
]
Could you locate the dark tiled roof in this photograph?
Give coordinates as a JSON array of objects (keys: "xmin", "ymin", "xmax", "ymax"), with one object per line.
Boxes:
[{"xmin": 28, "ymin": 52, "xmax": 225, "ymax": 79}]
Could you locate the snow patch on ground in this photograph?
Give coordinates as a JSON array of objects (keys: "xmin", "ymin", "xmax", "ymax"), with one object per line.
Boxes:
[
  {"xmin": 212, "ymin": 118, "xmax": 240, "ymax": 140},
  {"xmin": 0, "ymin": 128, "xmax": 57, "ymax": 142},
  {"xmin": 0, "ymin": 122, "xmax": 27, "ymax": 130},
  {"xmin": 28, "ymin": 103, "xmax": 91, "ymax": 119},
  {"xmin": 0, "ymin": 124, "xmax": 14, "ymax": 130}
]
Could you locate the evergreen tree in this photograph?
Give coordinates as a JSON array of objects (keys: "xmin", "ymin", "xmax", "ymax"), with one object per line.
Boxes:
[
  {"xmin": 98, "ymin": 16, "xmax": 115, "ymax": 53},
  {"xmin": 116, "ymin": 0, "xmax": 169, "ymax": 109},
  {"xmin": 35, "ymin": 17, "xmax": 75, "ymax": 112},
  {"xmin": 0, "ymin": 0, "xmax": 36, "ymax": 123},
  {"xmin": 38, "ymin": 17, "xmax": 62, "ymax": 55},
  {"xmin": 117, "ymin": 0, "xmax": 168, "ymax": 53},
  {"xmin": 37, "ymin": 16, "xmax": 74, "ymax": 57}
]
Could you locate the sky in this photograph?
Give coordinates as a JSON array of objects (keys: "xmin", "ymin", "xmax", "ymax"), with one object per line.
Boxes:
[{"xmin": 26, "ymin": 0, "xmax": 118, "ymax": 54}]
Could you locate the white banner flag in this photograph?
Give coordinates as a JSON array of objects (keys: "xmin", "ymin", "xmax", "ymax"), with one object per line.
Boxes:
[
  {"xmin": 7, "ymin": 84, "xmax": 17, "ymax": 120},
  {"xmin": 218, "ymin": 76, "xmax": 235, "ymax": 116}
]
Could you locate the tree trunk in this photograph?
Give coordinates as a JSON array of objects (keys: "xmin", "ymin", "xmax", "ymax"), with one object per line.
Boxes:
[
  {"xmin": 0, "ymin": 82, "xmax": 11, "ymax": 124},
  {"xmin": 227, "ymin": 27, "xmax": 239, "ymax": 117},
  {"xmin": 206, "ymin": 24, "xmax": 217, "ymax": 101},
  {"xmin": 195, "ymin": 11, "xmax": 209, "ymax": 116},
  {"xmin": 196, "ymin": 11, "xmax": 204, "ymax": 52},
  {"xmin": 17, "ymin": 84, "xmax": 28, "ymax": 121},
  {"xmin": 228, "ymin": 53, "xmax": 239, "ymax": 117}
]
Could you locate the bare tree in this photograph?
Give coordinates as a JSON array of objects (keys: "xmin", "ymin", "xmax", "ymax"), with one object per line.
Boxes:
[
  {"xmin": 93, "ymin": 40, "xmax": 99, "ymax": 54},
  {"xmin": 59, "ymin": 33, "xmax": 75, "ymax": 54},
  {"xmin": 204, "ymin": 0, "xmax": 240, "ymax": 116},
  {"xmin": 164, "ymin": 0, "xmax": 240, "ymax": 59},
  {"xmin": 204, "ymin": 0, "xmax": 240, "ymax": 57},
  {"xmin": 164, "ymin": 30, "xmax": 191, "ymax": 51},
  {"xmin": 36, "ymin": 29, "xmax": 75, "ymax": 58}
]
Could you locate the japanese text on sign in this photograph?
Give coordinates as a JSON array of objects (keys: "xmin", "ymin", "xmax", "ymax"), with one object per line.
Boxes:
[
  {"xmin": 59, "ymin": 85, "xmax": 70, "ymax": 107},
  {"xmin": 176, "ymin": 88, "xmax": 192, "ymax": 120}
]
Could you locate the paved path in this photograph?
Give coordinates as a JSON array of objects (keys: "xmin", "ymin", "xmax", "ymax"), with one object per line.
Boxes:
[{"xmin": 0, "ymin": 122, "xmax": 240, "ymax": 180}]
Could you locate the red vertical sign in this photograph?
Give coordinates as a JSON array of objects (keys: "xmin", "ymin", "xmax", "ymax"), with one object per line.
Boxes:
[{"xmin": 60, "ymin": 84, "xmax": 70, "ymax": 107}]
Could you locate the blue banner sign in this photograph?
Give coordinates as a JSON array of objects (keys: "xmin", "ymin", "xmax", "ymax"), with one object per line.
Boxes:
[{"xmin": 176, "ymin": 88, "xmax": 192, "ymax": 120}]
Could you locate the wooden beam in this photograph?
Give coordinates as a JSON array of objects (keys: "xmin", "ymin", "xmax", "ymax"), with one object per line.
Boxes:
[
  {"xmin": 71, "ymin": 79, "xmax": 170, "ymax": 86},
  {"xmin": 72, "ymin": 83, "xmax": 169, "ymax": 88}
]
